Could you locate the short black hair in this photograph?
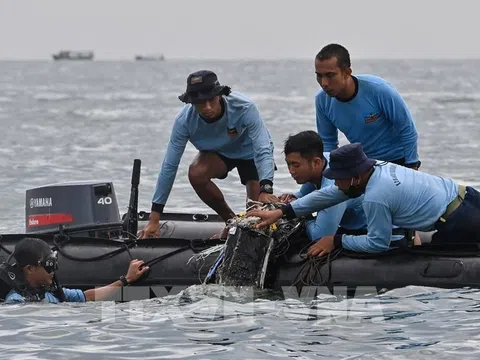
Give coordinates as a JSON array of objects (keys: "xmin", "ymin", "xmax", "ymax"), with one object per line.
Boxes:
[
  {"xmin": 284, "ymin": 131, "xmax": 324, "ymax": 160},
  {"xmin": 315, "ymin": 43, "xmax": 351, "ymax": 69},
  {"xmin": 13, "ymin": 237, "xmax": 52, "ymax": 268}
]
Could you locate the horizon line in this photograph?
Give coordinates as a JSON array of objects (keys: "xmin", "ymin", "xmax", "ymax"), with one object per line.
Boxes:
[{"xmin": 1, "ymin": 56, "xmax": 480, "ymax": 61}]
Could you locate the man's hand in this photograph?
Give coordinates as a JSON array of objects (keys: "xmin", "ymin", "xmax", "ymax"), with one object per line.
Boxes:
[
  {"xmin": 245, "ymin": 208, "xmax": 283, "ymax": 228},
  {"xmin": 258, "ymin": 192, "xmax": 280, "ymax": 203},
  {"xmin": 138, "ymin": 211, "xmax": 162, "ymax": 239},
  {"xmin": 278, "ymin": 193, "xmax": 297, "ymax": 204},
  {"xmin": 307, "ymin": 236, "xmax": 336, "ymax": 257},
  {"xmin": 137, "ymin": 222, "xmax": 161, "ymax": 239},
  {"xmin": 125, "ymin": 259, "xmax": 150, "ymax": 283}
]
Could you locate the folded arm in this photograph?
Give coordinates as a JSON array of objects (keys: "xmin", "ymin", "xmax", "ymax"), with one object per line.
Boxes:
[{"xmin": 337, "ymin": 201, "xmax": 403, "ymax": 253}]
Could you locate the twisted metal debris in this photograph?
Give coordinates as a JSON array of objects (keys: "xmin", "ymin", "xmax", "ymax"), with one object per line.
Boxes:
[{"xmin": 225, "ymin": 199, "xmax": 285, "ymax": 234}]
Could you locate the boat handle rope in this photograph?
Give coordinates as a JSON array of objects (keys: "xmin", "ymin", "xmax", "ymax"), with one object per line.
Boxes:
[
  {"xmin": 292, "ymin": 248, "xmax": 343, "ymax": 288},
  {"xmin": 50, "ymin": 234, "xmax": 206, "ymax": 264},
  {"xmin": 143, "ymin": 245, "xmax": 191, "ymax": 268},
  {"xmin": 51, "ymin": 234, "xmax": 138, "ymax": 262}
]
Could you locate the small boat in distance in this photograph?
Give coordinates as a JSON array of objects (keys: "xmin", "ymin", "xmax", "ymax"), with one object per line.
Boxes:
[
  {"xmin": 134, "ymin": 53, "xmax": 165, "ymax": 61},
  {"xmin": 52, "ymin": 50, "xmax": 94, "ymax": 61}
]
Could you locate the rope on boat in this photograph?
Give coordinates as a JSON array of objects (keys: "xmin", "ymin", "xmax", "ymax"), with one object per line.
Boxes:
[
  {"xmin": 290, "ymin": 240, "xmax": 480, "ymax": 290},
  {"xmin": 187, "ymin": 244, "xmax": 225, "ymax": 266},
  {"xmin": 52, "ymin": 234, "xmax": 139, "ymax": 262},
  {"xmin": 292, "ymin": 247, "xmax": 343, "ymax": 288}
]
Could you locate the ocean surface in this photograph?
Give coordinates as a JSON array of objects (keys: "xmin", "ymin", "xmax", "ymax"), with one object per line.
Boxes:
[{"xmin": 0, "ymin": 59, "xmax": 480, "ymax": 358}]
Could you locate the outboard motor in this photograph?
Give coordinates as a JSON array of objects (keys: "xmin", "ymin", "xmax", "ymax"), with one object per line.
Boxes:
[{"xmin": 25, "ymin": 181, "xmax": 122, "ymax": 237}]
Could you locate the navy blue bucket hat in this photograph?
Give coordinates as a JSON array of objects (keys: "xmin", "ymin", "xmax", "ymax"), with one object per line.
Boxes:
[
  {"xmin": 323, "ymin": 143, "xmax": 376, "ymax": 180},
  {"xmin": 178, "ymin": 70, "xmax": 231, "ymax": 104}
]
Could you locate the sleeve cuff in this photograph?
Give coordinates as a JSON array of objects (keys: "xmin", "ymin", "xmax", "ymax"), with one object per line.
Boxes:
[
  {"xmin": 281, "ymin": 203, "xmax": 296, "ymax": 220},
  {"xmin": 333, "ymin": 234, "xmax": 343, "ymax": 249},
  {"xmin": 151, "ymin": 203, "xmax": 165, "ymax": 214}
]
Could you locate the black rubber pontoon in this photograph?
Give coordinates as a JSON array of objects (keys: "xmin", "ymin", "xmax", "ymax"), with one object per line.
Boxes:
[
  {"xmin": 1, "ymin": 158, "xmax": 480, "ymax": 300},
  {"xmin": 1, "ymin": 212, "xmax": 480, "ymax": 298}
]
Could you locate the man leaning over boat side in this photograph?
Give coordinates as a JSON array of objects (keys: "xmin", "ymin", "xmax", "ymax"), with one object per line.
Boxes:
[
  {"xmin": 278, "ymin": 130, "xmax": 367, "ymax": 241},
  {"xmin": 1, "ymin": 237, "xmax": 149, "ymax": 304},
  {"xmin": 246, "ymin": 143, "xmax": 480, "ymax": 255},
  {"xmin": 139, "ymin": 70, "xmax": 278, "ymax": 240},
  {"xmin": 314, "ymin": 43, "xmax": 421, "ymax": 170}
]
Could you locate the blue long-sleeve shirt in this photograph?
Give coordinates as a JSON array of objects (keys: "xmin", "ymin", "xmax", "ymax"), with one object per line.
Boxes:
[
  {"xmin": 288, "ymin": 162, "xmax": 458, "ymax": 253},
  {"xmin": 316, "ymin": 74, "xmax": 419, "ymax": 164},
  {"xmin": 152, "ymin": 91, "xmax": 275, "ymax": 206},
  {"xmin": 293, "ymin": 152, "xmax": 366, "ymax": 240}
]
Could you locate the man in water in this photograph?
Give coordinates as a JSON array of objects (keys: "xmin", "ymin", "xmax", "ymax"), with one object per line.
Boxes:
[
  {"xmin": 1, "ymin": 237, "xmax": 149, "ymax": 303},
  {"xmin": 140, "ymin": 70, "xmax": 278, "ymax": 239},
  {"xmin": 314, "ymin": 43, "xmax": 421, "ymax": 170},
  {"xmin": 246, "ymin": 143, "xmax": 480, "ymax": 254},
  {"xmin": 279, "ymin": 130, "xmax": 366, "ymax": 240}
]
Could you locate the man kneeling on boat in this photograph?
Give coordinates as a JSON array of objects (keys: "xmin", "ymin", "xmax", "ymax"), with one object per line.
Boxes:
[
  {"xmin": 0, "ymin": 237, "xmax": 149, "ymax": 304},
  {"xmin": 247, "ymin": 143, "xmax": 480, "ymax": 255},
  {"xmin": 279, "ymin": 131, "xmax": 367, "ymax": 240},
  {"xmin": 140, "ymin": 70, "xmax": 278, "ymax": 240}
]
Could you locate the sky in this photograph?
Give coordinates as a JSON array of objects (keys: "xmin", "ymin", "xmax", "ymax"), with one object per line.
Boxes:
[{"xmin": 0, "ymin": 0, "xmax": 478, "ymax": 60}]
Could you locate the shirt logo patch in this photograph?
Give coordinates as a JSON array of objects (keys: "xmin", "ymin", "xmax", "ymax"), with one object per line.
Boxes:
[
  {"xmin": 364, "ymin": 112, "xmax": 382, "ymax": 124},
  {"xmin": 227, "ymin": 127, "xmax": 238, "ymax": 136}
]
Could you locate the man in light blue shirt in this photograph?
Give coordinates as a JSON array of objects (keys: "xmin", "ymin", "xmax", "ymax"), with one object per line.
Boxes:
[
  {"xmin": 1, "ymin": 237, "xmax": 149, "ymax": 304},
  {"xmin": 278, "ymin": 131, "xmax": 366, "ymax": 241},
  {"xmin": 140, "ymin": 70, "xmax": 278, "ymax": 239},
  {"xmin": 247, "ymin": 143, "xmax": 480, "ymax": 254},
  {"xmin": 314, "ymin": 43, "xmax": 421, "ymax": 169}
]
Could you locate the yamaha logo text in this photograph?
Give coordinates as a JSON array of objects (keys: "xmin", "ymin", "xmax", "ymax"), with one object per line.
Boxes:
[{"xmin": 29, "ymin": 197, "xmax": 53, "ymax": 208}]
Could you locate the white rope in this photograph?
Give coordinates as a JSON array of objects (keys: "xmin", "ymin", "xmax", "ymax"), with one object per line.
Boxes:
[{"xmin": 186, "ymin": 244, "xmax": 225, "ymax": 265}]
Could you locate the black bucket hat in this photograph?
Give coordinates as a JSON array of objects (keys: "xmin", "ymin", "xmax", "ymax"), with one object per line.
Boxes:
[
  {"xmin": 323, "ymin": 143, "xmax": 376, "ymax": 180},
  {"xmin": 178, "ymin": 70, "xmax": 230, "ymax": 104}
]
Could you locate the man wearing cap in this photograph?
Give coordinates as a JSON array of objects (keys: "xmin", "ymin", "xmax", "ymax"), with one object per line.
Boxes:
[
  {"xmin": 247, "ymin": 143, "xmax": 480, "ymax": 254},
  {"xmin": 314, "ymin": 43, "xmax": 421, "ymax": 170},
  {"xmin": 140, "ymin": 70, "xmax": 278, "ymax": 239}
]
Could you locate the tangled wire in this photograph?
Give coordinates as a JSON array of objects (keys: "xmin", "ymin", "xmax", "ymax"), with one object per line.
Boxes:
[{"xmin": 225, "ymin": 200, "xmax": 298, "ymax": 237}]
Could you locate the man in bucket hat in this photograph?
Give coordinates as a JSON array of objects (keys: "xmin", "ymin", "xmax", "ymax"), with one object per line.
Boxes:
[
  {"xmin": 247, "ymin": 143, "xmax": 480, "ymax": 254},
  {"xmin": 140, "ymin": 70, "xmax": 278, "ymax": 239}
]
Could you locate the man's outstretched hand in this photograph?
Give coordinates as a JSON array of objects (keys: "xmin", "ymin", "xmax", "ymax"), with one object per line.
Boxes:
[
  {"xmin": 245, "ymin": 208, "xmax": 283, "ymax": 228},
  {"xmin": 278, "ymin": 193, "xmax": 297, "ymax": 203},
  {"xmin": 258, "ymin": 193, "xmax": 280, "ymax": 203}
]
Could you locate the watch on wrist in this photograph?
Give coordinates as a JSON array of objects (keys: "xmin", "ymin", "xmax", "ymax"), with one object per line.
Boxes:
[
  {"xmin": 260, "ymin": 183, "xmax": 273, "ymax": 194},
  {"xmin": 119, "ymin": 275, "xmax": 129, "ymax": 286}
]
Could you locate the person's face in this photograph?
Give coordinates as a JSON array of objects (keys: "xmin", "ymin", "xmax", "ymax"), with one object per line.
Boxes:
[
  {"xmin": 194, "ymin": 96, "xmax": 222, "ymax": 120},
  {"xmin": 335, "ymin": 177, "xmax": 365, "ymax": 198},
  {"xmin": 285, "ymin": 152, "xmax": 324, "ymax": 184},
  {"xmin": 23, "ymin": 254, "xmax": 57, "ymax": 288},
  {"xmin": 315, "ymin": 56, "xmax": 351, "ymax": 97}
]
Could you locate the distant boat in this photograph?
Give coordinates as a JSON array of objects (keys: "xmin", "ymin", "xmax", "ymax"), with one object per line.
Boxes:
[
  {"xmin": 52, "ymin": 50, "xmax": 94, "ymax": 61},
  {"xmin": 134, "ymin": 54, "xmax": 165, "ymax": 61}
]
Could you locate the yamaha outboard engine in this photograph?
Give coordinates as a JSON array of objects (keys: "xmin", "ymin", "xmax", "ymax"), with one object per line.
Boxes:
[{"xmin": 25, "ymin": 181, "xmax": 122, "ymax": 237}]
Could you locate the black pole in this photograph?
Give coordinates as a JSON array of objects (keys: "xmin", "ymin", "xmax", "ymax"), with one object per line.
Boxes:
[{"xmin": 122, "ymin": 159, "xmax": 141, "ymax": 239}]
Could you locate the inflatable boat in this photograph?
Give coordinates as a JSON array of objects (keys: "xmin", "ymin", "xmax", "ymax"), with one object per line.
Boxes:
[{"xmin": 1, "ymin": 159, "xmax": 479, "ymax": 300}]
